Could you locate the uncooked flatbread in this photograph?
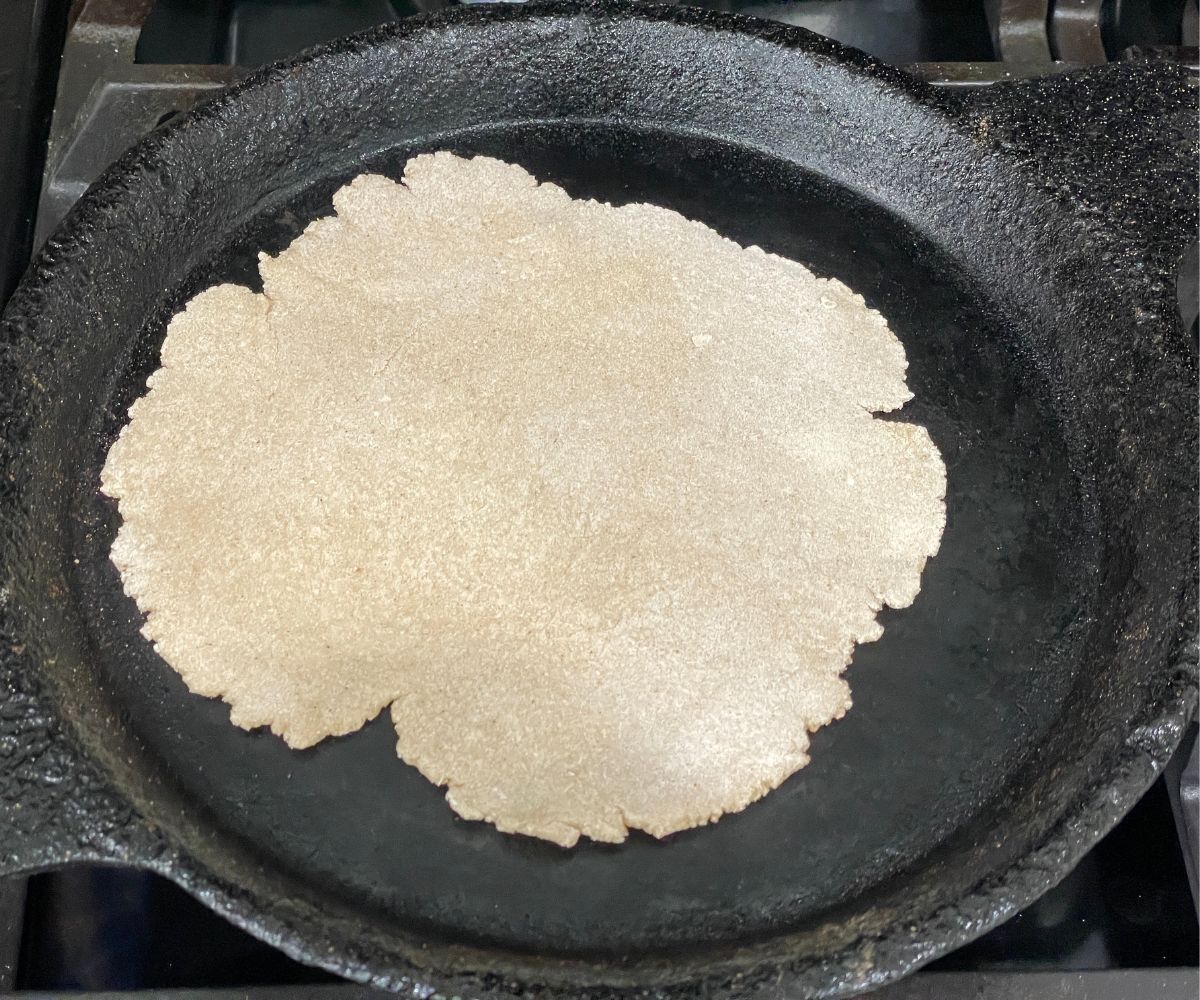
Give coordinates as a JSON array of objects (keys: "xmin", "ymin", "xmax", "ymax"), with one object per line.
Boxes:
[{"xmin": 102, "ymin": 152, "xmax": 946, "ymax": 847}]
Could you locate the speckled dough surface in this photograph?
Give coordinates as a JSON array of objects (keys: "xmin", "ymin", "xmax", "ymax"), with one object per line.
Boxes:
[{"xmin": 101, "ymin": 152, "xmax": 946, "ymax": 847}]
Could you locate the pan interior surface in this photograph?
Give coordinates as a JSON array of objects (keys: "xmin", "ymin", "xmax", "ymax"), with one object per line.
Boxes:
[{"xmin": 69, "ymin": 122, "xmax": 1090, "ymax": 958}]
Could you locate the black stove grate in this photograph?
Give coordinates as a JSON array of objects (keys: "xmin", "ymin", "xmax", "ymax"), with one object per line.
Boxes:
[{"xmin": 1, "ymin": 1, "xmax": 1196, "ymax": 995}]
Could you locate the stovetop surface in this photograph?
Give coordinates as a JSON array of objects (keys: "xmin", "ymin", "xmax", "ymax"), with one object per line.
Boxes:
[{"xmin": 1, "ymin": 0, "xmax": 1197, "ymax": 995}]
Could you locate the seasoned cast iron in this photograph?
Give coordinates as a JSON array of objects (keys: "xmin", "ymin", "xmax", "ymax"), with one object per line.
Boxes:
[{"xmin": 0, "ymin": 4, "xmax": 1196, "ymax": 995}]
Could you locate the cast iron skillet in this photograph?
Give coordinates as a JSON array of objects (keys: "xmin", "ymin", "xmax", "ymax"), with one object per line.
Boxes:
[{"xmin": 0, "ymin": 3, "xmax": 1196, "ymax": 995}]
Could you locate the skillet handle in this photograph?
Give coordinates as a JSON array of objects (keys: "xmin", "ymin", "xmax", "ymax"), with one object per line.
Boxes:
[
  {"xmin": 952, "ymin": 58, "xmax": 1197, "ymax": 315},
  {"xmin": 0, "ymin": 643, "xmax": 158, "ymax": 876}
]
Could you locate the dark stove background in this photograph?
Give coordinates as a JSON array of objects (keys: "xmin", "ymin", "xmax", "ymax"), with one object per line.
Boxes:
[
  {"xmin": 131, "ymin": 0, "xmax": 1191, "ymax": 68},
  {"xmin": 1, "ymin": 0, "xmax": 1196, "ymax": 995}
]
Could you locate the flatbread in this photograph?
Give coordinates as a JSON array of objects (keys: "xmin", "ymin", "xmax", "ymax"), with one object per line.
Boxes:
[{"xmin": 102, "ymin": 152, "xmax": 946, "ymax": 847}]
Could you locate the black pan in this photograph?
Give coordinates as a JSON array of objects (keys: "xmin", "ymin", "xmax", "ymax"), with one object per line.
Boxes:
[{"xmin": 1, "ymin": 4, "xmax": 1196, "ymax": 996}]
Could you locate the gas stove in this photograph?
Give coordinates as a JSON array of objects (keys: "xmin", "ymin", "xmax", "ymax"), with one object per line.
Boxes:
[{"xmin": 0, "ymin": 1, "xmax": 1196, "ymax": 996}]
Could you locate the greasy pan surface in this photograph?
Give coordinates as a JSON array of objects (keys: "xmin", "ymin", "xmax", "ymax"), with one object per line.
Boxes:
[{"xmin": 0, "ymin": 3, "xmax": 1195, "ymax": 996}]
